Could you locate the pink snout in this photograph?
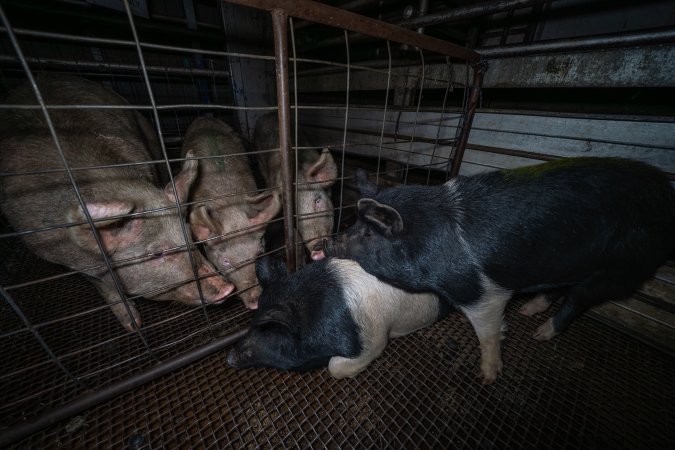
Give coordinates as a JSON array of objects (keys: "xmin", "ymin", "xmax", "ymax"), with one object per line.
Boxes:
[
  {"xmin": 198, "ymin": 264, "xmax": 235, "ymax": 304},
  {"xmin": 310, "ymin": 239, "xmax": 327, "ymax": 261},
  {"xmin": 311, "ymin": 249, "xmax": 326, "ymax": 261},
  {"xmin": 238, "ymin": 285, "xmax": 261, "ymax": 310}
]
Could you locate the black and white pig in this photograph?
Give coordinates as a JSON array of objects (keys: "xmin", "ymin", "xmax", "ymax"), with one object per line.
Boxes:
[
  {"xmin": 253, "ymin": 113, "xmax": 338, "ymax": 256},
  {"xmin": 182, "ymin": 117, "xmax": 280, "ymax": 309},
  {"xmin": 227, "ymin": 256, "xmax": 449, "ymax": 378},
  {"xmin": 0, "ymin": 75, "xmax": 235, "ymax": 331},
  {"xmin": 318, "ymin": 157, "xmax": 675, "ymax": 383}
]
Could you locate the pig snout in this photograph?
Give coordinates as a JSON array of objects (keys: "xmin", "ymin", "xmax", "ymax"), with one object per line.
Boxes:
[
  {"xmin": 238, "ymin": 285, "xmax": 261, "ymax": 310},
  {"xmin": 311, "ymin": 249, "xmax": 326, "ymax": 261},
  {"xmin": 197, "ymin": 263, "xmax": 235, "ymax": 304},
  {"xmin": 311, "ymin": 239, "xmax": 329, "ymax": 260}
]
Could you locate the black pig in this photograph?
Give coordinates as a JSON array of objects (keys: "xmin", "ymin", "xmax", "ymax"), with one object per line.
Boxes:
[
  {"xmin": 227, "ymin": 256, "xmax": 447, "ymax": 377},
  {"xmin": 318, "ymin": 157, "xmax": 675, "ymax": 383}
]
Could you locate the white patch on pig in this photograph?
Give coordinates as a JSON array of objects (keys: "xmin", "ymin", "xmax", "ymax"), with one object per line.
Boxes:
[
  {"xmin": 327, "ymin": 259, "xmax": 439, "ymax": 378},
  {"xmin": 458, "ymin": 273, "xmax": 512, "ymax": 384}
]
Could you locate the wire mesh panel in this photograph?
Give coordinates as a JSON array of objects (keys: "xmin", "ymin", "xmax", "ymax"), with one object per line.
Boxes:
[
  {"xmin": 0, "ymin": 0, "xmax": 481, "ymax": 441},
  {"xmin": 0, "ymin": 0, "xmax": 265, "ymax": 433}
]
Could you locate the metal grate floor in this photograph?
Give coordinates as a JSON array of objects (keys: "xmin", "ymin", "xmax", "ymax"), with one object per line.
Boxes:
[
  {"xmin": 0, "ymin": 236, "xmax": 252, "ymax": 429},
  {"xmin": 10, "ymin": 297, "xmax": 675, "ymax": 449}
]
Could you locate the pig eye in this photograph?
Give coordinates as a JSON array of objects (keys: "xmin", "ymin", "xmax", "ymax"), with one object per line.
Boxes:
[
  {"xmin": 219, "ymin": 256, "xmax": 232, "ymax": 268},
  {"xmin": 364, "ymin": 229, "xmax": 373, "ymax": 238},
  {"xmin": 148, "ymin": 247, "xmax": 177, "ymax": 261},
  {"xmin": 314, "ymin": 195, "xmax": 322, "ymax": 206}
]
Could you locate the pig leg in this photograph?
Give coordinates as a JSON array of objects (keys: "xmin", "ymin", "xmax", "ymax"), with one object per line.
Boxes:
[
  {"xmin": 88, "ymin": 276, "xmax": 142, "ymax": 332},
  {"xmin": 327, "ymin": 332, "xmax": 388, "ymax": 379},
  {"xmin": 534, "ymin": 268, "xmax": 648, "ymax": 341},
  {"xmin": 459, "ymin": 278, "xmax": 511, "ymax": 384},
  {"xmin": 518, "ymin": 290, "xmax": 561, "ymax": 316}
]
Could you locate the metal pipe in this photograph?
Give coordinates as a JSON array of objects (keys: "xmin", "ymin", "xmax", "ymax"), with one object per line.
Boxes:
[
  {"xmin": 0, "ymin": 328, "xmax": 249, "ymax": 447},
  {"xmin": 224, "ymin": 0, "xmax": 480, "ymax": 63},
  {"xmin": 450, "ymin": 60, "xmax": 487, "ymax": 178},
  {"xmin": 271, "ymin": 9, "xmax": 298, "ymax": 273},
  {"xmin": 478, "ymin": 27, "xmax": 675, "ymax": 57},
  {"xmin": 398, "ymin": 0, "xmax": 550, "ymax": 28},
  {"xmin": 304, "ymin": 0, "xmax": 550, "ymax": 52},
  {"xmin": 416, "ymin": 0, "xmax": 430, "ymax": 35}
]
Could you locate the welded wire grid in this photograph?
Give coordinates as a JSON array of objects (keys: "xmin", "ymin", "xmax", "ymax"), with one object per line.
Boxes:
[
  {"xmin": 11, "ymin": 296, "xmax": 675, "ymax": 449},
  {"xmin": 0, "ymin": 0, "xmax": 263, "ymax": 430},
  {"xmin": 0, "ymin": 0, "xmax": 479, "ymax": 437}
]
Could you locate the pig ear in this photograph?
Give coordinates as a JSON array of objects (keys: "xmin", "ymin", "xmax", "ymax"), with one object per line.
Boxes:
[
  {"xmin": 67, "ymin": 201, "xmax": 140, "ymax": 252},
  {"xmin": 304, "ymin": 149, "xmax": 337, "ymax": 188},
  {"xmin": 355, "ymin": 168, "xmax": 378, "ymax": 198},
  {"xmin": 245, "ymin": 191, "xmax": 281, "ymax": 227},
  {"xmin": 165, "ymin": 150, "xmax": 198, "ymax": 205},
  {"xmin": 189, "ymin": 205, "xmax": 218, "ymax": 242},
  {"xmin": 255, "ymin": 256, "xmax": 289, "ymax": 287},
  {"xmin": 357, "ymin": 198, "xmax": 404, "ymax": 237}
]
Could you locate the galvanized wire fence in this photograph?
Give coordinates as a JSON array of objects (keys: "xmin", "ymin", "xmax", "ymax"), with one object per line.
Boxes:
[{"xmin": 0, "ymin": 0, "xmax": 481, "ymax": 444}]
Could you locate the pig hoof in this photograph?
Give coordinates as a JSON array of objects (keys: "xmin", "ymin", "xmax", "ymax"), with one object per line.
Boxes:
[
  {"xmin": 533, "ymin": 318, "xmax": 558, "ymax": 341},
  {"xmin": 518, "ymin": 293, "xmax": 551, "ymax": 316},
  {"xmin": 111, "ymin": 302, "xmax": 142, "ymax": 332},
  {"xmin": 122, "ymin": 315, "xmax": 143, "ymax": 332},
  {"xmin": 480, "ymin": 359, "xmax": 503, "ymax": 385},
  {"xmin": 245, "ymin": 300, "xmax": 258, "ymax": 310}
]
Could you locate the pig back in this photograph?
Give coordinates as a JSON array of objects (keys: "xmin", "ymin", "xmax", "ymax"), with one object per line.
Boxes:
[
  {"xmin": 1, "ymin": 74, "xmax": 158, "ymax": 179},
  {"xmin": 180, "ymin": 117, "xmax": 257, "ymax": 203},
  {"xmin": 332, "ymin": 259, "xmax": 441, "ymax": 339}
]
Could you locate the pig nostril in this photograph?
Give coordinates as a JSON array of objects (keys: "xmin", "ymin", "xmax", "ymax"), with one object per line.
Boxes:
[
  {"xmin": 310, "ymin": 250, "xmax": 325, "ymax": 260},
  {"xmin": 206, "ymin": 281, "xmax": 235, "ymax": 303}
]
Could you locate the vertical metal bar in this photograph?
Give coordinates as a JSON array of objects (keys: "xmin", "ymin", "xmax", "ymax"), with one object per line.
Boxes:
[
  {"xmin": 289, "ymin": 17, "xmax": 303, "ymax": 258},
  {"xmin": 375, "ymin": 40, "xmax": 392, "ymax": 186},
  {"xmin": 426, "ymin": 56, "xmax": 453, "ymax": 185},
  {"xmin": 271, "ymin": 9, "xmax": 297, "ymax": 272},
  {"xmin": 122, "ymin": 0, "xmax": 215, "ymax": 331},
  {"xmin": 335, "ymin": 29, "xmax": 351, "ymax": 230},
  {"xmin": 447, "ymin": 62, "xmax": 471, "ymax": 180},
  {"xmin": 402, "ymin": 49, "xmax": 426, "ymax": 186},
  {"xmin": 0, "ymin": 3, "xmax": 158, "ymax": 359},
  {"xmin": 450, "ymin": 60, "xmax": 487, "ymax": 178}
]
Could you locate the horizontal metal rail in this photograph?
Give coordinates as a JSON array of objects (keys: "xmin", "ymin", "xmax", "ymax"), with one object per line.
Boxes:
[
  {"xmin": 223, "ymin": 0, "xmax": 480, "ymax": 64},
  {"xmin": 0, "ymin": 54, "xmax": 230, "ymax": 78}
]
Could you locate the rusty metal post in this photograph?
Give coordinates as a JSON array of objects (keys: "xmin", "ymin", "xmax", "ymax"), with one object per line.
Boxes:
[
  {"xmin": 271, "ymin": 9, "xmax": 297, "ymax": 272},
  {"xmin": 450, "ymin": 60, "xmax": 488, "ymax": 178}
]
